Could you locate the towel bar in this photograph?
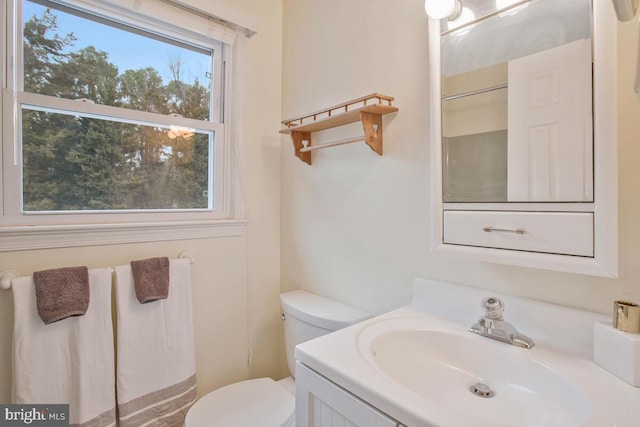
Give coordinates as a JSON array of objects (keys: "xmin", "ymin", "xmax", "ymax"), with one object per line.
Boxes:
[
  {"xmin": 178, "ymin": 251, "xmax": 195, "ymax": 264},
  {"xmin": 0, "ymin": 269, "xmax": 20, "ymax": 290},
  {"xmin": 0, "ymin": 255, "xmax": 194, "ymax": 291},
  {"xmin": 298, "ymin": 136, "xmax": 365, "ymax": 153}
]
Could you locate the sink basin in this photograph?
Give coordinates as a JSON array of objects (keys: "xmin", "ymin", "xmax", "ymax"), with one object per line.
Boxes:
[
  {"xmin": 297, "ymin": 279, "xmax": 640, "ymax": 427},
  {"xmin": 360, "ymin": 323, "xmax": 590, "ymax": 426}
]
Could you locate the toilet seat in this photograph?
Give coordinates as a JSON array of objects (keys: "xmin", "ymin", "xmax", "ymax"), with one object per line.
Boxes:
[{"xmin": 185, "ymin": 378, "xmax": 295, "ymax": 427}]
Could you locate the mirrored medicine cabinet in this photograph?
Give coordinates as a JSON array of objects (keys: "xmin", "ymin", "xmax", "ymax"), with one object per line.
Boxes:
[{"xmin": 429, "ymin": 0, "xmax": 618, "ymax": 277}]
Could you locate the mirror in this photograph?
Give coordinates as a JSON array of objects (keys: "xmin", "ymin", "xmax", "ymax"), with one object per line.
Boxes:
[
  {"xmin": 429, "ymin": 0, "xmax": 618, "ymax": 277},
  {"xmin": 440, "ymin": 0, "xmax": 593, "ymax": 202}
]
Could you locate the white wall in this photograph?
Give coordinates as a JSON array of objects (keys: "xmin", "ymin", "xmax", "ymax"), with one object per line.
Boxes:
[
  {"xmin": 281, "ymin": 0, "xmax": 640, "ymax": 316},
  {"xmin": 281, "ymin": 0, "xmax": 431, "ymax": 312},
  {"xmin": 0, "ymin": 0, "xmax": 285, "ymax": 403}
]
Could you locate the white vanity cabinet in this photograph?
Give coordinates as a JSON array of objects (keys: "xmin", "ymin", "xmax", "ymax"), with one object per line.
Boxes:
[{"xmin": 295, "ymin": 362, "xmax": 405, "ymax": 427}]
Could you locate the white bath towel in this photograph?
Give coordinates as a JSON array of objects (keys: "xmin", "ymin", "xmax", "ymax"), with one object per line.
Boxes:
[
  {"xmin": 114, "ymin": 258, "xmax": 197, "ymax": 427},
  {"xmin": 11, "ymin": 267, "xmax": 116, "ymax": 427}
]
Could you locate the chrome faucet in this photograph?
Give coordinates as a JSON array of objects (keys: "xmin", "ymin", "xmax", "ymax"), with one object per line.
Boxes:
[{"xmin": 469, "ymin": 297, "xmax": 535, "ymax": 349}]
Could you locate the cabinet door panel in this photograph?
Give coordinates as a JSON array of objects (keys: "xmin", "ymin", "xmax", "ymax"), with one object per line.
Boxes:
[{"xmin": 296, "ymin": 363, "xmax": 398, "ymax": 427}]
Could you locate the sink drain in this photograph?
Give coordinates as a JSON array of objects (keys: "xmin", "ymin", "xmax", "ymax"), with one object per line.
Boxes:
[{"xmin": 469, "ymin": 383, "xmax": 495, "ymax": 398}]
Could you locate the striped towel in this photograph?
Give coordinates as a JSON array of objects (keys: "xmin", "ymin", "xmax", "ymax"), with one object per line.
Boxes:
[
  {"xmin": 114, "ymin": 258, "xmax": 197, "ymax": 427},
  {"xmin": 11, "ymin": 267, "xmax": 116, "ymax": 426}
]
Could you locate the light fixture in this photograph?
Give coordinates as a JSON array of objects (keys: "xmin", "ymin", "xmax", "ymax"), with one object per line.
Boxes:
[
  {"xmin": 424, "ymin": 0, "xmax": 462, "ymax": 20},
  {"xmin": 446, "ymin": 6, "xmax": 476, "ymax": 32},
  {"xmin": 167, "ymin": 113, "xmax": 195, "ymax": 140},
  {"xmin": 167, "ymin": 127, "xmax": 194, "ymax": 140}
]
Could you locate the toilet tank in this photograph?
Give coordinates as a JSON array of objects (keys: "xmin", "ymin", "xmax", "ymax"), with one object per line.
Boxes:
[{"xmin": 280, "ymin": 290, "xmax": 370, "ymax": 377}]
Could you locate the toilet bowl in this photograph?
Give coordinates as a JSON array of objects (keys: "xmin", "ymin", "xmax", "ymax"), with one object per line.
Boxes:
[{"xmin": 184, "ymin": 290, "xmax": 369, "ymax": 427}]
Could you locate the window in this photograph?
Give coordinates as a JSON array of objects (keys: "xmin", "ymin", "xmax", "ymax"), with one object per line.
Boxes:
[{"xmin": 1, "ymin": 0, "xmax": 234, "ymax": 236}]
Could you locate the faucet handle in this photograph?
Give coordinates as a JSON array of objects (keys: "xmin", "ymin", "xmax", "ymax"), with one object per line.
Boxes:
[{"xmin": 481, "ymin": 297, "xmax": 504, "ymax": 320}]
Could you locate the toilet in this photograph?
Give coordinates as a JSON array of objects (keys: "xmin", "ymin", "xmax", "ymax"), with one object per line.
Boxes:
[{"xmin": 184, "ymin": 290, "xmax": 370, "ymax": 427}]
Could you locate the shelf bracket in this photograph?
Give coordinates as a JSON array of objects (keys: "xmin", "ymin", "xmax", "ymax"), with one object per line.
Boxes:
[
  {"xmin": 361, "ymin": 111, "xmax": 383, "ymax": 155},
  {"xmin": 291, "ymin": 131, "xmax": 312, "ymax": 165}
]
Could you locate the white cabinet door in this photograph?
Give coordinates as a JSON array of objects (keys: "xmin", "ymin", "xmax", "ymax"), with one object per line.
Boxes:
[
  {"xmin": 507, "ymin": 38, "xmax": 593, "ymax": 202},
  {"xmin": 296, "ymin": 362, "xmax": 399, "ymax": 427}
]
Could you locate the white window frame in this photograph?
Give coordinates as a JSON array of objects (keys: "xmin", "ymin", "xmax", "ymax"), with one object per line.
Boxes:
[{"xmin": 0, "ymin": 0, "xmax": 247, "ymax": 250}]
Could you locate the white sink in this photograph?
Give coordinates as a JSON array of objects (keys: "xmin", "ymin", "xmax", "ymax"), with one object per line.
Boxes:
[
  {"xmin": 296, "ymin": 279, "xmax": 640, "ymax": 426},
  {"xmin": 363, "ymin": 325, "xmax": 589, "ymax": 426}
]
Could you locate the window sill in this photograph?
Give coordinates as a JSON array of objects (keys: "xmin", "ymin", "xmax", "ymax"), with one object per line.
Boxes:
[{"xmin": 0, "ymin": 219, "xmax": 248, "ymax": 252}]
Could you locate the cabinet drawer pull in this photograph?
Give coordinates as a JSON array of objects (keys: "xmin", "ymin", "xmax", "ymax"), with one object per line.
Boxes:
[{"xmin": 482, "ymin": 226, "xmax": 527, "ymax": 235}]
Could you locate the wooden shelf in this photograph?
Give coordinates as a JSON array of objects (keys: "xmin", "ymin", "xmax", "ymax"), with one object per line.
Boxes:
[{"xmin": 280, "ymin": 93, "xmax": 398, "ymax": 165}]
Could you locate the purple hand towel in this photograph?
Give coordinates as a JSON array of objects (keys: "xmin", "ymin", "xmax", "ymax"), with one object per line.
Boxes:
[
  {"xmin": 130, "ymin": 257, "xmax": 170, "ymax": 303},
  {"xmin": 33, "ymin": 266, "xmax": 90, "ymax": 325}
]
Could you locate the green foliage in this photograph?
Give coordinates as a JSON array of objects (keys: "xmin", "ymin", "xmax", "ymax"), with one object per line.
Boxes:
[
  {"xmin": 23, "ymin": 8, "xmax": 76, "ymax": 94},
  {"xmin": 21, "ymin": 8, "xmax": 212, "ymax": 212}
]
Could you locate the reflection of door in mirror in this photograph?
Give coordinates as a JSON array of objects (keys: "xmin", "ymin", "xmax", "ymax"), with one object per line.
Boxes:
[
  {"xmin": 440, "ymin": 0, "xmax": 592, "ymax": 203},
  {"xmin": 508, "ymin": 39, "xmax": 592, "ymax": 202}
]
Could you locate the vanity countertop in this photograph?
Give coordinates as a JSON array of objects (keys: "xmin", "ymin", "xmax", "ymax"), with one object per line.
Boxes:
[{"xmin": 295, "ymin": 278, "xmax": 640, "ymax": 427}]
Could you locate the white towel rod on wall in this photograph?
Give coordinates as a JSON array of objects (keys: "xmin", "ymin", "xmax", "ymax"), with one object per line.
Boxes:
[
  {"xmin": 178, "ymin": 251, "xmax": 195, "ymax": 264},
  {"xmin": 0, "ymin": 251, "xmax": 194, "ymax": 290},
  {"xmin": 0, "ymin": 252, "xmax": 193, "ymax": 290},
  {"xmin": 0, "ymin": 269, "xmax": 20, "ymax": 290},
  {"xmin": 298, "ymin": 136, "xmax": 366, "ymax": 153}
]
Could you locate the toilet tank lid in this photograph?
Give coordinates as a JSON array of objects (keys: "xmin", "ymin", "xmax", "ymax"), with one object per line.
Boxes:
[{"xmin": 280, "ymin": 290, "xmax": 370, "ymax": 331}]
